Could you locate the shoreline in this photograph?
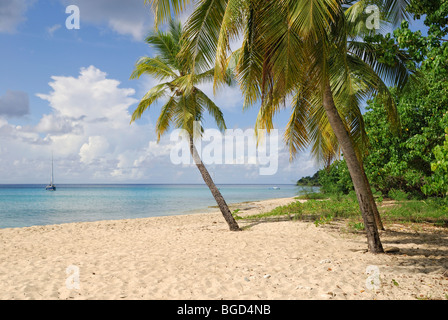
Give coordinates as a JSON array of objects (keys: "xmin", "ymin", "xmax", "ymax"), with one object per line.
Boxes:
[
  {"xmin": 0, "ymin": 184, "xmax": 304, "ymax": 230},
  {"xmin": 1, "ymin": 196, "xmax": 447, "ymax": 300},
  {"xmin": 0, "ymin": 196, "xmax": 299, "ymax": 231}
]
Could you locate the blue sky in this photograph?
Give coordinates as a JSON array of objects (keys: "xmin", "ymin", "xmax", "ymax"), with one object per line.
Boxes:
[{"xmin": 0, "ymin": 0, "xmax": 427, "ymax": 184}]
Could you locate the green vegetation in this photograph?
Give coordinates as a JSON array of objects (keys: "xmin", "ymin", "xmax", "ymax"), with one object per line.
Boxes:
[
  {"xmin": 311, "ymin": 59, "xmax": 448, "ymax": 201},
  {"xmin": 309, "ymin": 59, "xmax": 448, "ymax": 202},
  {"xmin": 317, "ymin": 160, "xmax": 354, "ymax": 195},
  {"xmin": 423, "ymin": 113, "xmax": 448, "ymax": 197},
  {"xmin": 296, "ymin": 172, "xmax": 320, "ymax": 187},
  {"xmin": 363, "ymin": 67, "xmax": 448, "ymax": 199},
  {"xmin": 380, "ymin": 199, "xmax": 448, "ymax": 227},
  {"xmin": 240, "ymin": 192, "xmax": 360, "ymax": 223},
  {"xmin": 295, "ymin": 192, "xmax": 328, "ymax": 200},
  {"xmin": 238, "ymin": 192, "xmax": 448, "ymax": 232}
]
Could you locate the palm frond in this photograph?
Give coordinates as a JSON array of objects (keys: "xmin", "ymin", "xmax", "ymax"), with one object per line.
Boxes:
[
  {"xmin": 288, "ymin": 0, "xmax": 340, "ymax": 40},
  {"xmin": 146, "ymin": 29, "xmax": 182, "ymax": 70},
  {"xmin": 214, "ymin": 0, "xmax": 246, "ymax": 91},
  {"xmin": 131, "ymin": 82, "xmax": 170, "ymax": 123},
  {"xmin": 382, "ymin": 0, "xmax": 411, "ymax": 25},
  {"xmin": 130, "ymin": 56, "xmax": 178, "ymax": 81},
  {"xmin": 284, "ymin": 88, "xmax": 312, "ymax": 160},
  {"xmin": 145, "ymin": 0, "xmax": 191, "ymax": 29},
  {"xmin": 181, "ymin": 0, "xmax": 229, "ymax": 73},
  {"xmin": 195, "ymin": 88, "xmax": 227, "ymax": 132},
  {"xmin": 235, "ymin": 4, "xmax": 263, "ymax": 109},
  {"xmin": 156, "ymin": 94, "xmax": 178, "ymax": 141}
]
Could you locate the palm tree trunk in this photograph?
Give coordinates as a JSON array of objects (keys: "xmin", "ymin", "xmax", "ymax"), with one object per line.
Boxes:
[
  {"xmin": 323, "ymin": 81, "xmax": 384, "ymax": 253},
  {"xmin": 361, "ymin": 166, "xmax": 385, "ymax": 230},
  {"xmin": 189, "ymin": 135, "xmax": 241, "ymax": 231}
]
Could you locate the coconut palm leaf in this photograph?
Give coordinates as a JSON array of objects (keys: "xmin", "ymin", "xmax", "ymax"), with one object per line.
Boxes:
[
  {"xmin": 130, "ymin": 82, "xmax": 170, "ymax": 122},
  {"xmin": 130, "ymin": 56, "xmax": 179, "ymax": 81},
  {"xmin": 145, "ymin": 0, "xmax": 191, "ymax": 29}
]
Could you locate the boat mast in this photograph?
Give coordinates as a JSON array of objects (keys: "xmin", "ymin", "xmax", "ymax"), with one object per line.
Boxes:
[{"xmin": 51, "ymin": 153, "xmax": 54, "ymax": 185}]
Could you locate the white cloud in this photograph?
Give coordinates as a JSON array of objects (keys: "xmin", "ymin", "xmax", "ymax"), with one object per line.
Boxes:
[
  {"xmin": 46, "ymin": 24, "xmax": 61, "ymax": 37},
  {"xmin": 0, "ymin": 65, "xmax": 164, "ymax": 183},
  {"xmin": 108, "ymin": 18, "xmax": 146, "ymax": 41},
  {"xmin": 36, "ymin": 65, "xmax": 137, "ymax": 123},
  {"xmin": 79, "ymin": 136, "xmax": 110, "ymax": 164},
  {"xmin": 34, "ymin": 66, "xmax": 143, "ymax": 171},
  {"xmin": 35, "ymin": 113, "xmax": 79, "ymax": 135}
]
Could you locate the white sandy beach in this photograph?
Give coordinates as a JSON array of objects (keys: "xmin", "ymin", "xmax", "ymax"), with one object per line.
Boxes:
[{"xmin": 0, "ymin": 196, "xmax": 447, "ymax": 300}]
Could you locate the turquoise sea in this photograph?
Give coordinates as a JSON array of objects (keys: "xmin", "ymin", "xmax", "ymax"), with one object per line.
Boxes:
[{"xmin": 0, "ymin": 184, "xmax": 317, "ymax": 229}]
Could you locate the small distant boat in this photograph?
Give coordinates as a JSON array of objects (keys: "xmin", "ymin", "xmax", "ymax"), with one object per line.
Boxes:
[
  {"xmin": 45, "ymin": 155, "xmax": 56, "ymax": 191},
  {"xmin": 270, "ymin": 186, "xmax": 280, "ymax": 190}
]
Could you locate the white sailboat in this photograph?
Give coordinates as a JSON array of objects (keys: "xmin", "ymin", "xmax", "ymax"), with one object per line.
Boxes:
[{"xmin": 45, "ymin": 155, "xmax": 56, "ymax": 191}]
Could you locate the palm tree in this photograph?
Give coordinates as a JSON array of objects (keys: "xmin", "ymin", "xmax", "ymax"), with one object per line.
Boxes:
[
  {"xmin": 144, "ymin": 0, "xmax": 416, "ymax": 253},
  {"xmin": 240, "ymin": 1, "xmax": 416, "ymax": 252},
  {"xmin": 130, "ymin": 20, "xmax": 240, "ymax": 231}
]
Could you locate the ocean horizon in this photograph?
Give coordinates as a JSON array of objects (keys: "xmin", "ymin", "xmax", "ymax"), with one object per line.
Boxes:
[{"xmin": 0, "ymin": 184, "xmax": 318, "ymax": 229}]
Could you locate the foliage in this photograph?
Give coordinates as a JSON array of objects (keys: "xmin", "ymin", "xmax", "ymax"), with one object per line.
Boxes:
[
  {"xmin": 362, "ymin": 66, "xmax": 448, "ymax": 198},
  {"xmin": 289, "ymin": 2, "xmax": 448, "ymax": 201},
  {"xmin": 242, "ymin": 201, "xmax": 304, "ymax": 221},
  {"xmin": 130, "ymin": 20, "xmax": 232, "ymax": 139},
  {"xmin": 130, "ymin": 20, "xmax": 241, "ymax": 231},
  {"xmin": 296, "ymin": 192, "xmax": 328, "ymax": 200},
  {"xmin": 387, "ymin": 189, "xmax": 409, "ymax": 201},
  {"xmin": 316, "ymin": 63, "xmax": 448, "ymax": 199},
  {"xmin": 317, "ymin": 160, "xmax": 353, "ymax": 195},
  {"xmin": 314, "ymin": 214, "xmax": 335, "ymax": 227},
  {"xmin": 423, "ymin": 112, "xmax": 448, "ymax": 196},
  {"xmin": 296, "ymin": 172, "xmax": 321, "ymax": 187},
  {"xmin": 394, "ymin": 0, "xmax": 448, "ymax": 74},
  {"xmin": 348, "ymin": 221, "xmax": 365, "ymax": 231},
  {"xmin": 232, "ymin": 209, "xmax": 242, "ymax": 220},
  {"xmin": 244, "ymin": 192, "xmax": 361, "ymax": 222},
  {"xmin": 342, "ymin": 1, "xmax": 448, "ymax": 199},
  {"xmin": 380, "ymin": 198, "xmax": 448, "ymax": 226},
  {"xmin": 242, "ymin": 192, "xmax": 448, "ymax": 229},
  {"xmin": 146, "ymin": 0, "xmax": 415, "ymax": 165}
]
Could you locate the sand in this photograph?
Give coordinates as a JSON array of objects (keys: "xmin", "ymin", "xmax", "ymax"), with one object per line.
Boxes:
[{"xmin": 0, "ymin": 196, "xmax": 447, "ymax": 300}]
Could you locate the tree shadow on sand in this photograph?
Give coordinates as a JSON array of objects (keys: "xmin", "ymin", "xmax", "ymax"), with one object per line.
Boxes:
[
  {"xmin": 238, "ymin": 215, "xmax": 448, "ymax": 276},
  {"xmin": 378, "ymin": 226, "xmax": 448, "ymax": 274}
]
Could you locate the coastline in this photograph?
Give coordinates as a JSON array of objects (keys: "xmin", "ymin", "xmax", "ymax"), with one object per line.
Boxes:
[
  {"xmin": 0, "ymin": 196, "xmax": 447, "ymax": 300},
  {"xmin": 0, "ymin": 184, "xmax": 303, "ymax": 229}
]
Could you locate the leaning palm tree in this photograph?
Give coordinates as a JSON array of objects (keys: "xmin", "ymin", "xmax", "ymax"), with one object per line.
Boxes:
[
  {"xmin": 130, "ymin": 20, "xmax": 240, "ymax": 231},
  {"xmin": 239, "ymin": 1, "xmax": 416, "ymax": 249},
  {"xmin": 228, "ymin": 1, "xmax": 415, "ymax": 252},
  {"xmin": 144, "ymin": 0, "xmax": 416, "ymax": 253}
]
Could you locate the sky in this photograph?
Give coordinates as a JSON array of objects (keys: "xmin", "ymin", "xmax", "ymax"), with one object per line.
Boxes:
[{"xmin": 0, "ymin": 0, "xmax": 427, "ymax": 185}]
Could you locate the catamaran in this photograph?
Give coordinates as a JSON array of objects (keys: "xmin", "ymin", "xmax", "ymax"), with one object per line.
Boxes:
[{"xmin": 45, "ymin": 155, "xmax": 56, "ymax": 191}]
